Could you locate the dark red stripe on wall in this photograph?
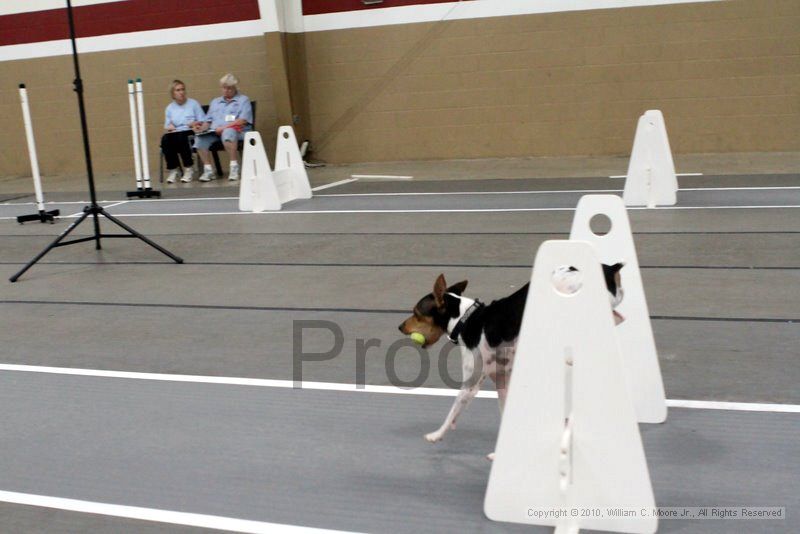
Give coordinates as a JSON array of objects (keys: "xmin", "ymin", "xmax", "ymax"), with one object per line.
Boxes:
[
  {"xmin": 302, "ymin": 0, "xmax": 469, "ymax": 16},
  {"xmin": 0, "ymin": 0, "xmax": 260, "ymax": 47}
]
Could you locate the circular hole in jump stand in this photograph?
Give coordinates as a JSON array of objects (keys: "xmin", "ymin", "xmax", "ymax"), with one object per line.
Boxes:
[
  {"xmin": 249, "ymin": 138, "xmax": 256, "ymax": 146},
  {"xmin": 283, "ymin": 131, "xmax": 290, "ymax": 139},
  {"xmin": 589, "ymin": 213, "xmax": 612, "ymax": 236},
  {"xmin": 552, "ymin": 265, "xmax": 582, "ymax": 296}
]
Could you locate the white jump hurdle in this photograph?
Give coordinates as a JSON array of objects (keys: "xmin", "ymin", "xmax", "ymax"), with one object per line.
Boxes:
[
  {"xmin": 570, "ymin": 195, "xmax": 667, "ymax": 424},
  {"xmin": 623, "ymin": 110, "xmax": 677, "ymax": 207},
  {"xmin": 239, "ymin": 126, "xmax": 312, "ymax": 212},
  {"xmin": 485, "ymin": 240, "xmax": 657, "ymax": 534}
]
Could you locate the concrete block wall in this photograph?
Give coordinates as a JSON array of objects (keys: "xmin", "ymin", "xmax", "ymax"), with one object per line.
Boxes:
[
  {"xmin": 0, "ymin": 37, "xmax": 278, "ymax": 178},
  {"xmin": 302, "ymin": 0, "xmax": 799, "ymax": 163},
  {"xmin": 1, "ymin": 0, "xmax": 797, "ymax": 178}
]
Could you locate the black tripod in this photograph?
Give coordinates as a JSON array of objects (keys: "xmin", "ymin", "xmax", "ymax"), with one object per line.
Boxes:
[{"xmin": 10, "ymin": 0, "xmax": 182, "ymax": 283}]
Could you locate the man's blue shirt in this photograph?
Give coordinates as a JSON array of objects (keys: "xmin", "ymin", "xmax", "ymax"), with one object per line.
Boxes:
[{"xmin": 205, "ymin": 93, "xmax": 253, "ymax": 130}]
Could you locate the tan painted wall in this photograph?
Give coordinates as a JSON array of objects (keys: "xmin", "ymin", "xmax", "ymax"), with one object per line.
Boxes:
[
  {"xmin": 303, "ymin": 0, "xmax": 800, "ymax": 163},
  {"xmin": 0, "ymin": 36, "xmax": 279, "ymax": 177},
  {"xmin": 2, "ymin": 1, "xmax": 797, "ymax": 176}
]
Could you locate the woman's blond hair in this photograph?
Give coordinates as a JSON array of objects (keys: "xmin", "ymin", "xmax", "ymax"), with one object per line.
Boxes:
[{"xmin": 169, "ymin": 79, "xmax": 185, "ymax": 98}]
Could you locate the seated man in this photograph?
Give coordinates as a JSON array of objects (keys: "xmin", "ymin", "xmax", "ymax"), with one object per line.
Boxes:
[{"xmin": 194, "ymin": 73, "xmax": 253, "ymax": 182}]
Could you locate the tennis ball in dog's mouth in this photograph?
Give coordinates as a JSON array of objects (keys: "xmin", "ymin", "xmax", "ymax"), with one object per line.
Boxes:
[{"xmin": 410, "ymin": 332, "xmax": 426, "ymax": 345}]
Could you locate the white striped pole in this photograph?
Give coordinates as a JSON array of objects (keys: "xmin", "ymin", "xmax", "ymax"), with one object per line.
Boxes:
[
  {"xmin": 135, "ymin": 78, "xmax": 152, "ymax": 189},
  {"xmin": 127, "ymin": 79, "xmax": 143, "ymax": 190},
  {"xmin": 16, "ymin": 84, "xmax": 59, "ymax": 224},
  {"xmin": 19, "ymin": 84, "xmax": 45, "ymax": 211}
]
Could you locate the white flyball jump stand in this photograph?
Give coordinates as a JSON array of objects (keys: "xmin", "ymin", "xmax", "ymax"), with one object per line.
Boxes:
[
  {"xmin": 484, "ymin": 240, "xmax": 657, "ymax": 534},
  {"xmin": 239, "ymin": 126, "xmax": 312, "ymax": 212},
  {"xmin": 17, "ymin": 84, "xmax": 60, "ymax": 224},
  {"xmin": 126, "ymin": 78, "xmax": 160, "ymax": 198},
  {"xmin": 623, "ymin": 110, "xmax": 677, "ymax": 207},
  {"xmin": 570, "ymin": 194, "xmax": 667, "ymax": 424}
]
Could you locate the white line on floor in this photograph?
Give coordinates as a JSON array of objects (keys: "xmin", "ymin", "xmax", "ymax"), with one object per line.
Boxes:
[
  {"xmin": 0, "ymin": 197, "xmax": 241, "ymax": 207},
  {"xmin": 648, "ymin": 205, "xmax": 800, "ymax": 210},
  {"xmin": 0, "ymin": 200, "xmax": 119, "ymax": 206},
  {"xmin": 665, "ymin": 399, "xmax": 800, "ymax": 413},
  {"xmin": 610, "ymin": 172, "xmax": 704, "ymax": 178},
  {"xmin": 316, "ymin": 186, "xmax": 800, "ymax": 197},
  {"xmin": 350, "ymin": 174, "xmax": 413, "ymax": 180},
  {"xmin": 116, "ymin": 196, "xmax": 239, "ymax": 202},
  {"xmin": 0, "ymin": 490, "xmax": 358, "ymax": 534},
  {"xmin": 2, "ymin": 364, "xmax": 798, "ymax": 414},
  {"xmin": 103, "ymin": 201, "xmax": 129, "ymax": 210},
  {"xmin": 682, "ymin": 186, "xmax": 800, "ymax": 191},
  {"xmin": 318, "ymin": 188, "xmax": 620, "ymax": 197},
  {"xmin": 1, "ymin": 185, "xmax": 797, "ymax": 213},
  {"xmin": 52, "ymin": 204, "xmax": 800, "ymax": 217},
  {"xmin": 312, "ymin": 178, "xmax": 359, "ymax": 192}
]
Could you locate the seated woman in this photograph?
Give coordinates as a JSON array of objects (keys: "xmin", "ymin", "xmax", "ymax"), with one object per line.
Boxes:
[
  {"xmin": 161, "ymin": 80, "xmax": 205, "ymax": 183},
  {"xmin": 194, "ymin": 73, "xmax": 253, "ymax": 182}
]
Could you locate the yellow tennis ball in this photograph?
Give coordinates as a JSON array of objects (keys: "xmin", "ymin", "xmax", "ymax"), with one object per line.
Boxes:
[{"xmin": 410, "ymin": 332, "xmax": 426, "ymax": 345}]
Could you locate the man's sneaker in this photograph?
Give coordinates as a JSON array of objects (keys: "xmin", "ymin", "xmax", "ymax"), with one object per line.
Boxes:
[
  {"xmin": 166, "ymin": 169, "xmax": 179, "ymax": 184},
  {"xmin": 228, "ymin": 165, "xmax": 240, "ymax": 181},
  {"xmin": 198, "ymin": 168, "xmax": 215, "ymax": 182},
  {"xmin": 180, "ymin": 167, "xmax": 194, "ymax": 183}
]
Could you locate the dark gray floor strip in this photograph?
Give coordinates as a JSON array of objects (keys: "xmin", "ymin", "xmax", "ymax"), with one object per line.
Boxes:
[
  {"xmin": 0, "ymin": 261, "xmax": 796, "ymax": 270},
  {"xmin": 643, "ymin": 265, "xmax": 798, "ymax": 270},
  {"xmin": 0, "ymin": 195, "xmax": 31, "ymax": 203},
  {"xmin": 3, "ymin": 230, "xmax": 800, "ymax": 237},
  {"xmin": 0, "ymin": 300, "xmax": 406, "ymax": 315},
  {"xmin": 1, "ymin": 300, "xmax": 796, "ymax": 323},
  {"xmin": 650, "ymin": 315, "xmax": 796, "ymax": 323}
]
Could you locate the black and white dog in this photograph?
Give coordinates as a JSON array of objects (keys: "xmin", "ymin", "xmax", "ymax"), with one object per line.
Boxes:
[{"xmin": 398, "ymin": 264, "xmax": 624, "ymax": 445}]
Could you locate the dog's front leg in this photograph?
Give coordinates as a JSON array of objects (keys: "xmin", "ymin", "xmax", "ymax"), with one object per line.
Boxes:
[
  {"xmin": 425, "ymin": 382, "xmax": 484, "ymax": 443},
  {"xmin": 425, "ymin": 347, "xmax": 484, "ymax": 443}
]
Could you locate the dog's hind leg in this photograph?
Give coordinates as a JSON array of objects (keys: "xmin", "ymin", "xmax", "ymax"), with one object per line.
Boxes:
[
  {"xmin": 496, "ymin": 387, "xmax": 508, "ymax": 414},
  {"xmin": 489, "ymin": 343, "xmax": 515, "ymax": 415}
]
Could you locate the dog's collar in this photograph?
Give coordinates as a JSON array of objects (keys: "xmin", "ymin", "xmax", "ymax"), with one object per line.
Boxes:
[{"xmin": 448, "ymin": 300, "xmax": 483, "ymax": 344}]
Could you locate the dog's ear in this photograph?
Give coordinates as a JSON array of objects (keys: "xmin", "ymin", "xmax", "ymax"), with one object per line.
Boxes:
[
  {"xmin": 602, "ymin": 262, "xmax": 625, "ymax": 276},
  {"xmin": 447, "ymin": 280, "xmax": 468, "ymax": 296},
  {"xmin": 433, "ymin": 274, "xmax": 447, "ymax": 309}
]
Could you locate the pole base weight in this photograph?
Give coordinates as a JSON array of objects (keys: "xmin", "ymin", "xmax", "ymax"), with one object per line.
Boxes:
[
  {"xmin": 126, "ymin": 188, "xmax": 161, "ymax": 198},
  {"xmin": 17, "ymin": 209, "xmax": 60, "ymax": 224}
]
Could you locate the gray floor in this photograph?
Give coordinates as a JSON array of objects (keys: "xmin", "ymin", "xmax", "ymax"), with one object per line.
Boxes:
[
  {"xmin": 0, "ymin": 372, "xmax": 796, "ymax": 534},
  {"xmin": 0, "ymin": 176, "xmax": 798, "ymax": 533},
  {"xmin": 3, "ymin": 182, "xmax": 799, "ymax": 220}
]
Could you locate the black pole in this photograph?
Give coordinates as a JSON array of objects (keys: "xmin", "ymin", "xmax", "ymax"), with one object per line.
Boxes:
[
  {"xmin": 9, "ymin": 1, "xmax": 182, "ymax": 282},
  {"xmin": 66, "ymin": 0, "xmax": 101, "ymax": 249}
]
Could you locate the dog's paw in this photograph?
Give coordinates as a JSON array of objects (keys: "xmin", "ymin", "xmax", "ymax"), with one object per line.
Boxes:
[
  {"xmin": 425, "ymin": 431, "xmax": 443, "ymax": 443},
  {"xmin": 486, "ymin": 452, "xmax": 496, "ymax": 461}
]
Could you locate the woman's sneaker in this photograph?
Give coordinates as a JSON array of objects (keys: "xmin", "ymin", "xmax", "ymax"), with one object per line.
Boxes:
[
  {"xmin": 198, "ymin": 168, "xmax": 215, "ymax": 182},
  {"xmin": 166, "ymin": 169, "xmax": 179, "ymax": 184},
  {"xmin": 228, "ymin": 164, "xmax": 240, "ymax": 181},
  {"xmin": 180, "ymin": 168, "xmax": 194, "ymax": 183}
]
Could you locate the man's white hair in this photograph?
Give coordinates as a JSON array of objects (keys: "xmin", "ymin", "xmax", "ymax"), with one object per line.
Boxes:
[{"xmin": 220, "ymin": 73, "xmax": 239, "ymax": 87}]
